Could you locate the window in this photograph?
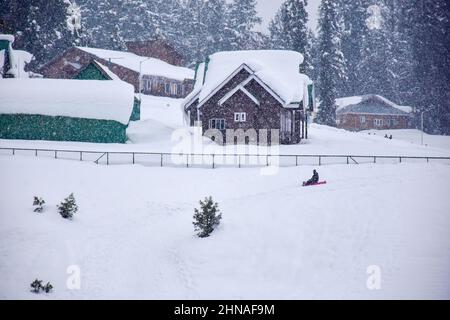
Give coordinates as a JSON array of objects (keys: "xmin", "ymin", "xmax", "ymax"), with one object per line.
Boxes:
[
  {"xmin": 385, "ymin": 118, "xmax": 391, "ymax": 126},
  {"xmin": 234, "ymin": 112, "xmax": 246, "ymax": 122},
  {"xmin": 177, "ymin": 84, "xmax": 183, "ymax": 95},
  {"xmin": 171, "ymin": 83, "xmax": 177, "ymax": 95},
  {"xmin": 209, "ymin": 118, "xmax": 225, "ymax": 130},
  {"xmin": 165, "ymin": 83, "xmax": 170, "ymax": 94},
  {"xmin": 360, "ymin": 116, "xmax": 366, "ymax": 124},
  {"xmin": 146, "ymin": 80, "xmax": 152, "ymax": 91},
  {"xmin": 374, "ymin": 119, "xmax": 382, "ymax": 126}
]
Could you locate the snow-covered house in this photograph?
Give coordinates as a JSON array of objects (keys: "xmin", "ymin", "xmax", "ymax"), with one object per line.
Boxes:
[
  {"xmin": 39, "ymin": 46, "xmax": 195, "ymax": 98},
  {"xmin": 74, "ymin": 60, "xmax": 141, "ymax": 121},
  {"xmin": 0, "ymin": 34, "xmax": 33, "ymax": 78},
  {"xmin": 182, "ymin": 50, "xmax": 314, "ymax": 145},
  {"xmin": 0, "ymin": 79, "xmax": 135, "ymax": 143},
  {"xmin": 336, "ymin": 95, "xmax": 413, "ymax": 132}
]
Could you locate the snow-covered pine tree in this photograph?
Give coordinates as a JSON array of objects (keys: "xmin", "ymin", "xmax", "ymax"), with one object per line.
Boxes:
[
  {"xmin": 193, "ymin": 196, "xmax": 222, "ymax": 238},
  {"xmin": 203, "ymin": 0, "xmax": 231, "ymax": 55},
  {"xmin": 357, "ymin": 0, "xmax": 396, "ymax": 101},
  {"xmin": 336, "ymin": 0, "xmax": 367, "ymax": 96},
  {"xmin": 33, "ymin": 196, "xmax": 45, "ymax": 213},
  {"xmin": 179, "ymin": 0, "xmax": 209, "ymax": 66},
  {"xmin": 282, "ymin": 0, "xmax": 311, "ymax": 73},
  {"xmin": 58, "ymin": 193, "xmax": 78, "ymax": 219},
  {"xmin": 80, "ymin": 0, "xmax": 126, "ymax": 50},
  {"xmin": 269, "ymin": 8, "xmax": 288, "ymax": 50},
  {"xmin": 227, "ymin": 0, "xmax": 262, "ymax": 50},
  {"xmin": 315, "ymin": 0, "xmax": 346, "ymax": 126},
  {"xmin": 2, "ymin": 0, "xmax": 81, "ymax": 69},
  {"xmin": 409, "ymin": 0, "xmax": 450, "ymax": 134}
]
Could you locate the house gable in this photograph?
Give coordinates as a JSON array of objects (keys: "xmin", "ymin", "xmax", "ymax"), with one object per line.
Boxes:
[{"xmin": 218, "ymin": 85, "xmax": 260, "ymax": 106}]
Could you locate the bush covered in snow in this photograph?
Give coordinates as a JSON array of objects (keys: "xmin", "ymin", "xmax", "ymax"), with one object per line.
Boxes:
[
  {"xmin": 193, "ymin": 197, "xmax": 222, "ymax": 238},
  {"xmin": 32, "ymin": 196, "xmax": 45, "ymax": 213},
  {"xmin": 58, "ymin": 193, "xmax": 78, "ymax": 219},
  {"xmin": 30, "ymin": 279, "xmax": 53, "ymax": 294}
]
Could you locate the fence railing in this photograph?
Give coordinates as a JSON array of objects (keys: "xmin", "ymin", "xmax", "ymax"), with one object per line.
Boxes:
[{"xmin": 1, "ymin": 147, "xmax": 449, "ymax": 169}]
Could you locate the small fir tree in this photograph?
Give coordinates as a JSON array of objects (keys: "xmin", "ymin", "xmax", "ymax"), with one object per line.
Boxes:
[
  {"xmin": 30, "ymin": 279, "xmax": 44, "ymax": 293},
  {"xmin": 43, "ymin": 282, "xmax": 53, "ymax": 293},
  {"xmin": 32, "ymin": 196, "xmax": 45, "ymax": 213},
  {"xmin": 58, "ymin": 193, "xmax": 78, "ymax": 219},
  {"xmin": 193, "ymin": 197, "xmax": 222, "ymax": 238}
]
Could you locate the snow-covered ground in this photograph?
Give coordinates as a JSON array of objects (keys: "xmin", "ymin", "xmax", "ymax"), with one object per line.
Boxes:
[
  {"xmin": 1, "ymin": 94, "xmax": 449, "ymax": 299},
  {"xmin": 0, "ymin": 155, "xmax": 449, "ymax": 299}
]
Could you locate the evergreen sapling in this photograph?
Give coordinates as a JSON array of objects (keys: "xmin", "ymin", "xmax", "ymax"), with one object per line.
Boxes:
[
  {"xmin": 193, "ymin": 196, "xmax": 222, "ymax": 238},
  {"xmin": 33, "ymin": 196, "xmax": 45, "ymax": 213},
  {"xmin": 58, "ymin": 193, "xmax": 78, "ymax": 219}
]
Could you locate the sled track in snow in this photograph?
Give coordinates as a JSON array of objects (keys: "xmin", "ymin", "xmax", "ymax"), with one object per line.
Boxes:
[{"xmin": 1, "ymin": 147, "xmax": 449, "ymax": 168}]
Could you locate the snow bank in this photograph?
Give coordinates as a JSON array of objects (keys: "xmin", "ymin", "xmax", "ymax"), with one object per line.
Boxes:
[
  {"xmin": 77, "ymin": 47, "xmax": 194, "ymax": 81},
  {"xmin": 0, "ymin": 79, "xmax": 135, "ymax": 124},
  {"xmin": 0, "ymin": 156, "xmax": 449, "ymax": 299},
  {"xmin": 192, "ymin": 50, "xmax": 310, "ymax": 106}
]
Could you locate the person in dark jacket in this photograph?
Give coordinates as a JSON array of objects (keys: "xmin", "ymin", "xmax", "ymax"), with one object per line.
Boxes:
[{"xmin": 304, "ymin": 170, "xmax": 319, "ymax": 186}]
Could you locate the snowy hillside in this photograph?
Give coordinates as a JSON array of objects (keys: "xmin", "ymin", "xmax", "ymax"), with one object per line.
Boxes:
[{"xmin": 0, "ymin": 155, "xmax": 449, "ymax": 299}]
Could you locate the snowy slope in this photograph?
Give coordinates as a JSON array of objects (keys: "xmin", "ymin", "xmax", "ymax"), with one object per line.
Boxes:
[{"xmin": 0, "ymin": 155, "xmax": 449, "ymax": 299}]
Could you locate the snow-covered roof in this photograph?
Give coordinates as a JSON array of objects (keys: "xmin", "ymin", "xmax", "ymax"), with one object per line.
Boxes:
[
  {"xmin": 336, "ymin": 95, "xmax": 413, "ymax": 115},
  {"xmin": 184, "ymin": 50, "xmax": 311, "ymax": 108},
  {"xmin": 0, "ymin": 79, "xmax": 135, "ymax": 125},
  {"xmin": 0, "ymin": 34, "xmax": 15, "ymax": 43},
  {"xmin": 93, "ymin": 60, "xmax": 121, "ymax": 80},
  {"xmin": 76, "ymin": 47, "xmax": 194, "ymax": 81}
]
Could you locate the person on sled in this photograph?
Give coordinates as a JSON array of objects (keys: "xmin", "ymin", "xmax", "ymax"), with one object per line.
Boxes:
[{"xmin": 304, "ymin": 170, "xmax": 319, "ymax": 186}]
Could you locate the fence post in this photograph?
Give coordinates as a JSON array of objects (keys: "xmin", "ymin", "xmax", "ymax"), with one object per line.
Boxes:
[
  {"xmin": 132, "ymin": 153, "xmax": 135, "ymax": 164},
  {"xmin": 427, "ymin": 157, "xmax": 429, "ymax": 163},
  {"xmin": 160, "ymin": 154, "xmax": 163, "ymax": 167},
  {"xmin": 212, "ymin": 154, "xmax": 215, "ymax": 169},
  {"xmin": 55, "ymin": 150, "xmax": 57, "ymax": 159},
  {"xmin": 399, "ymin": 157, "xmax": 402, "ymax": 163},
  {"xmin": 80, "ymin": 152, "xmax": 83, "ymax": 161},
  {"xmin": 107, "ymin": 153, "xmax": 109, "ymax": 165},
  {"xmin": 319, "ymin": 156, "xmax": 322, "ymax": 166},
  {"xmin": 266, "ymin": 155, "xmax": 269, "ymax": 166},
  {"xmin": 186, "ymin": 154, "xmax": 189, "ymax": 168},
  {"xmin": 347, "ymin": 156, "xmax": 349, "ymax": 165},
  {"xmin": 35, "ymin": 149, "xmax": 38, "ymax": 157},
  {"xmin": 239, "ymin": 155, "xmax": 241, "ymax": 168},
  {"xmin": 12, "ymin": 148, "xmax": 15, "ymax": 155},
  {"xmin": 374, "ymin": 156, "xmax": 376, "ymax": 163},
  {"xmin": 296, "ymin": 156, "xmax": 298, "ymax": 166}
]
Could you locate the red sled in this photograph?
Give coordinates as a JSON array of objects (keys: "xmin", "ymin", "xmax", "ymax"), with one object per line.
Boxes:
[{"xmin": 302, "ymin": 181, "xmax": 327, "ymax": 187}]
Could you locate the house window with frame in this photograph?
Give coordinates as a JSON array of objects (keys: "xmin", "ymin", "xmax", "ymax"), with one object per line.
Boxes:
[
  {"xmin": 165, "ymin": 83, "xmax": 170, "ymax": 94},
  {"xmin": 209, "ymin": 118, "xmax": 225, "ymax": 130},
  {"xmin": 177, "ymin": 84, "xmax": 183, "ymax": 95},
  {"xmin": 234, "ymin": 112, "xmax": 246, "ymax": 122},
  {"xmin": 385, "ymin": 118, "xmax": 391, "ymax": 126},
  {"xmin": 374, "ymin": 119, "xmax": 382, "ymax": 126},
  {"xmin": 360, "ymin": 116, "xmax": 366, "ymax": 124}
]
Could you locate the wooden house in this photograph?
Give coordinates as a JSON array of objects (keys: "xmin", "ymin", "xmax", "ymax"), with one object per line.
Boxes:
[
  {"xmin": 39, "ymin": 46, "xmax": 195, "ymax": 99},
  {"xmin": 182, "ymin": 50, "xmax": 314, "ymax": 145},
  {"xmin": 336, "ymin": 95, "xmax": 413, "ymax": 131}
]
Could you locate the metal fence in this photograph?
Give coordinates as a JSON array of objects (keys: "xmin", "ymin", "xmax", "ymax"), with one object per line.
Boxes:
[{"xmin": 1, "ymin": 147, "xmax": 449, "ymax": 169}]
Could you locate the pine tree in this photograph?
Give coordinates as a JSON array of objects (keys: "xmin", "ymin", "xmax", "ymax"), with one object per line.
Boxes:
[
  {"xmin": 227, "ymin": 0, "xmax": 262, "ymax": 50},
  {"xmin": 316, "ymin": 0, "xmax": 346, "ymax": 126},
  {"xmin": 203, "ymin": 0, "xmax": 230, "ymax": 55},
  {"xmin": 409, "ymin": 0, "xmax": 450, "ymax": 134},
  {"xmin": 58, "ymin": 193, "xmax": 78, "ymax": 219},
  {"xmin": 33, "ymin": 196, "xmax": 45, "ymax": 213},
  {"xmin": 357, "ymin": 1, "xmax": 396, "ymax": 100},
  {"xmin": 30, "ymin": 279, "xmax": 44, "ymax": 293},
  {"xmin": 193, "ymin": 196, "xmax": 222, "ymax": 238}
]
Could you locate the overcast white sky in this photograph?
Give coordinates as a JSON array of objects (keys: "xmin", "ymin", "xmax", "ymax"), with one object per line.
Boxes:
[{"xmin": 255, "ymin": 0, "xmax": 321, "ymax": 34}]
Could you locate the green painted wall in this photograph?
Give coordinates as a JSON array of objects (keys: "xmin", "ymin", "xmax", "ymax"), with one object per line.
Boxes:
[
  {"xmin": 131, "ymin": 97, "xmax": 141, "ymax": 121},
  {"xmin": 0, "ymin": 114, "xmax": 127, "ymax": 143},
  {"xmin": 74, "ymin": 63, "xmax": 110, "ymax": 80}
]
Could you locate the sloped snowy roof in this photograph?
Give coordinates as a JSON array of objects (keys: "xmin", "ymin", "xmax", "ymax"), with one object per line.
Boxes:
[
  {"xmin": 0, "ymin": 34, "xmax": 33, "ymax": 78},
  {"xmin": 0, "ymin": 79, "xmax": 135, "ymax": 124},
  {"xmin": 336, "ymin": 95, "xmax": 413, "ymax": 115},
  {"xmin": 183, "ymin": 50, "xmax": 311, "ymax": 108},
  {"xmin": 76, "ymin": 47, "xmax": 194, "ymax": 81},
  {"xmin": 93, "ymin": 60, "xmax": 121, "ymax": 80}
]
